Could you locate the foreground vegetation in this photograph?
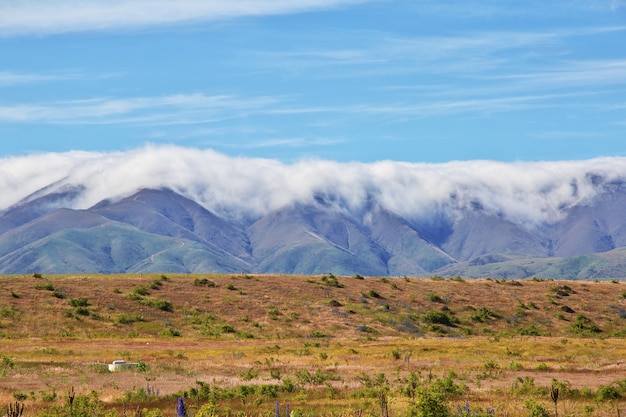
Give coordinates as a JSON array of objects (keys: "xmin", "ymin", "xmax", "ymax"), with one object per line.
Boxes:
[{"xmin": 2, "ymin": 273, "xmax": 626, "ymax": 416}]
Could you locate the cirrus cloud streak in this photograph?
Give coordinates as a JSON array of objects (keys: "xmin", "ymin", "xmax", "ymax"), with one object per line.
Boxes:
[{"xmin": 0, "ymin": 0, "xmax": 369, "ymax": 36}]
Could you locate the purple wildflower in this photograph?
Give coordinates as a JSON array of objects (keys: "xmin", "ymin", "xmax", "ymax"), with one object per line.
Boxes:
[{"xmin": 177, "ymin": 397, "xmax": 187, "ymax": 417}]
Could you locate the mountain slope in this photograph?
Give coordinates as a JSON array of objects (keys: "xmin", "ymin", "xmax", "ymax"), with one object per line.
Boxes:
[
  {"xmin": 92, "ymin": 188, "xmax": 254, "ymax": 266},
  {"xmin": 4, "ymin": 184, "xmax": 626, "ymax": 278},
  {"xmin": 0, "ymin": 200, "xmax": 250, "ymax": 274},
  {"xmin": 248, "ymin": 204, "xmax": 390, "ymax": 275}
]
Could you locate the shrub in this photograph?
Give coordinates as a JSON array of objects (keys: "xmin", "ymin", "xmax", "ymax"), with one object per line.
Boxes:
[
  {"xmin": 116, "ymin": 314, "xmax": 144, "ymax": 324},
  {"xmin": 423, "ymin": 310, "xmax": 452, "ymax": 326},
  {"xmin": 132, "ymin": 286, "xmax": 150, "ymax": 296},
  {"xmin": 136, "ymin": 361, "xmax": 151, "ymax": 372},
  {"xmin": 570, "ymin": 314, "xmax": 601, "ymax": 335},
  {"xmin": 368, "ymin": 290, "xmax": 382, "ymax": 299},
  {"xmin": 12, "ymin": 392, "xmax": 27, "ymax": 401},
  {"xmin": 326, "ymin": 299, "xmax": 343, "ymax": 307},
  {"xmin": 70, "ymin": 298, "xmax": 90, "ymax": 307},
  {"xmin": 524, "ymin": 399, "xmax": 550, "ymax": 417},
  {"xmin": 470, "ymin": 307, "xmax": 499, "ymax": 322},
  {"xmin": 220, "ymin": 325, "xmax": 236, "ymax": 333},
  {"xmin": 267, "ymin": 307, "xmax": 281, "ymax": 319},
  {"xmin": 194, "ymin": 278, "xmax": 216, "ymax": 287},
  {"xmin": 518, "ymin": 324, "xmax": 544, "ymax": 336},
  {"xmin": 35, "ymin": 283, "xmax": 54, "ymax": 291},
  {"xmin": 240, "ymin": 368, "xmax": 258, "ymax": 381},
  {"xmin": 75, "ymin": 307, "xmax": 90, "ymax": 316},
  {"xmin": 165, "ymin": 328, "xmax": 182, "ymax": 337},
  {"xmin": 596, "ymin": 384, "xmax": 621, "ymax": 402},
  {"xmin": 427, "ymin": 292, "xmax": 444, "ymax": 303},
  {"xmin": 551, "ymin": 285, "xmax": 575, "ymax": 297},
  {"xmin": 148, "ymin": 299, "xmax": 174, "ymax": 312},
  {"xmin": 321, "ymin": 273, "xmax": 344, "ymax": 288},
  {"xmin": 0, "ymin": 305, "xmax": 17, "ymax": 319},
  {"xmin": 406, "ymin": 387, "xmax": 451, "ymax": 417}
]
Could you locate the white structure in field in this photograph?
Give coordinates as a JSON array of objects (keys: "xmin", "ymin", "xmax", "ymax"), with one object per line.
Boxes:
[{"xmin": 108, "ymin": 360, "xmax": 137, "ymax": 372}]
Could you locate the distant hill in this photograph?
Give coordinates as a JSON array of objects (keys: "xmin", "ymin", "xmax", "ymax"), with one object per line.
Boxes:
[{"xmin": 3, "ymin": 177, "xmax": 626, "ymax": 278}]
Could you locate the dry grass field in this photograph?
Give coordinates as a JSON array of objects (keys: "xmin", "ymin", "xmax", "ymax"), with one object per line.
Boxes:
[{"xmin": 1, "ymin": 273, "xmax": 626, "ymax": 416}]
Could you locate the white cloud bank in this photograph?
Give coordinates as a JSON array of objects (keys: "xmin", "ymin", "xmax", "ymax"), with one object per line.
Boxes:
[
  {"xmin": 0, "ymin": 0, "xmax": 367, "ymax": 36},
  {"xmin": 1, "ymin": 145, "xmax": 625, "ymax": 227}
]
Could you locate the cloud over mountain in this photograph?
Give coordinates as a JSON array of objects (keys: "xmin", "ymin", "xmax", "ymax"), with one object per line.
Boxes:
[
  {"xmin": 4, "ymin": 146, "xmax": 626, "ymax": 277},
  {"xmin": 2, "ymin": 145, "xmax": 625, "ymax": 227}
]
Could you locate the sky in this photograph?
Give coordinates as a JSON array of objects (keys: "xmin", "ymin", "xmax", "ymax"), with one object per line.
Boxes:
[{"xmin": 1, "ymin": 0, "xmax": 626, "ymax": 163}]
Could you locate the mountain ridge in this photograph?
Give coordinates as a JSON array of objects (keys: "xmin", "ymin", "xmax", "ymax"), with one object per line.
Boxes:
[{"xmin": 3, "ymin": 184, "xmax": 626, "ymax": 279}]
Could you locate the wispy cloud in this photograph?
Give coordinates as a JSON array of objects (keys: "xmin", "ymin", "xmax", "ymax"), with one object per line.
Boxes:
[
  {"xmin": 348, "ymin": 93, "xmax": 590, "ymax": 119},
  {"xmin": 0, "ymin": 93, "xmax": 283, "ymax": 124},
  {"xmin": 253, "ymin": 29, "xmax": 558, "ymax": 76},
  {"xmin": 0, "ymin": 89, "xmax": 605, "ymax": 129},
  {"xmin": 254, "ymin": 26, "xmax": 626, "ymax": 82},
  {"xmin": 0, "ymin": 0, "xmax": 370, "ymax": 36},
  {"xmin": 0, "ymin": 71, "xmax": 76, "ymax": 86},
  {"xmin": 234, "ymin": 137, "xmax": 346, "ymax": 149},
  {"xmin": 403, "ymin": 1, "xmax": 626, "ymax": 18},
  {"xmin": 492, "ymin": 59, "xmax": 626, "ymax": 90}
]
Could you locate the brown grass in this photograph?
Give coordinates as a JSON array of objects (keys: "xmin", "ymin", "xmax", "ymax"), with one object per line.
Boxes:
[{"xmin": 1, "ymin": 274, "xmax": 626, "ymax": 416}]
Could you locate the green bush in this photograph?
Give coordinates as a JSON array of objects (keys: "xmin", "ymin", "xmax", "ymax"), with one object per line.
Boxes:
[
  {"xmin": 136, "ymin": 361, "xmax": 151, "ymax": 372},
  {"xmin": 144, "ymin": 298, "xmax": 173, "ymax": 312},
  {"xmin": 423, "ymin": 310, "xmax": 452, "ymax": 326},
  {"xmin": 471, "ymin": 306, "xmax": 500, "ymax": 322},
  {"xmin": 194, "ymin": 278, "xmax": 216, "ymax": 287},
  {"xmin": 12, "ymin": 392, "xmax": 27, "ymax": 401},
  {"xmin": 321, "ymin": 273, "xmax": 344, "ymax": 288},
  {"xmin": 596, "ymin": 384, "xmax": 621, "ymax": 402},
  {"xmin": 570, "ymin": 314, "xmax": 601, "ymax": 335},
  {"xmin": 115, "ymin": 314, "xmax": 144, "ymax": 324},
  {"xmin": 35, "ymin": 283, "xmax": 55, "ymax": 291},
  {"xmin": 524, "ymin": 399, "xmax": 550, "ymax": 417},
  {"xmin": 427, "ymin": 292, "xmax": 444, "ymax": 303},
  {"xmin": 132, "ymin": 286, "xmax": 150, "ymax": 296},
  {"xmin": 406, "ymin": 387, "xmax": 450, "ymax": 417},
  {"xmin": 70, "ymin": 298, "xmax": 90, "ymax": 307},
  {"xmin": 368, "ymin": 290, "xmax": 382, "ymax": 299},
  {"xmin": 74, "ymin": 307, "xmax": 90, "ymax": 316}
]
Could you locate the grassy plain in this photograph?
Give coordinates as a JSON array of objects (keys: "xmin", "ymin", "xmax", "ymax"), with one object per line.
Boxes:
[{"xmin": 1, "ymin": 273, "xmax": 626, "ymax": 416}]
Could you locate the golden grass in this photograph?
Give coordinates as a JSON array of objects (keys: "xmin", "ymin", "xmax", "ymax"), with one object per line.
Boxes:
[{"xmin": 1, "ymin": 274, "xmax": 626, "ymax": 416}]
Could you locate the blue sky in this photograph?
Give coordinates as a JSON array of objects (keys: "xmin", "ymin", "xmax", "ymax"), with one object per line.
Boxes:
[{"xmin": 1, "ymin": 0, "xmax": 626, "ymax": 163}]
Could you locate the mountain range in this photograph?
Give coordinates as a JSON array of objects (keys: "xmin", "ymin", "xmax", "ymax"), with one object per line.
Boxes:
[{"xmin": 2, "ymin": 175, "xmax": 626, "ymax": 280}]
